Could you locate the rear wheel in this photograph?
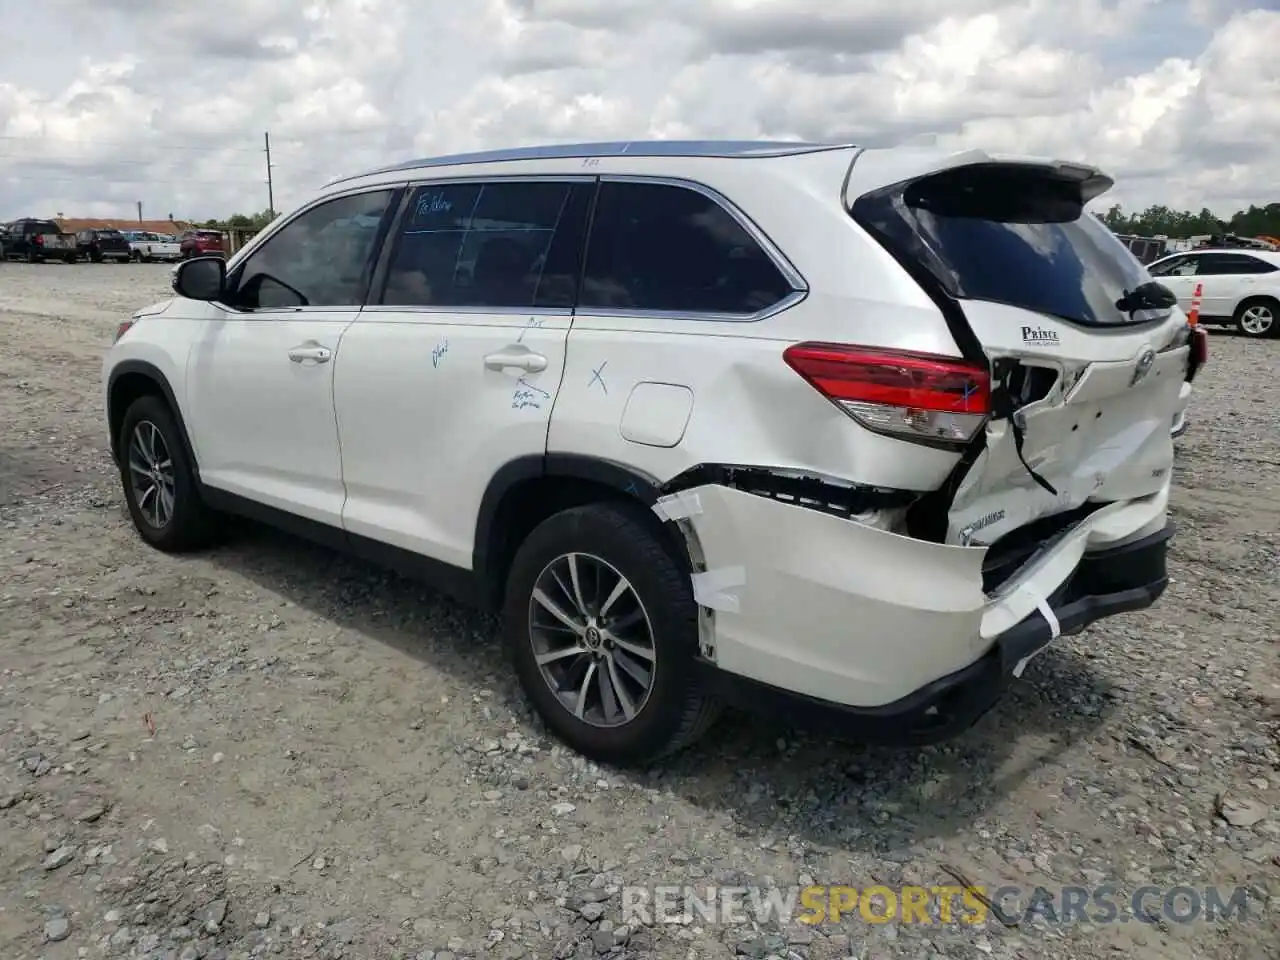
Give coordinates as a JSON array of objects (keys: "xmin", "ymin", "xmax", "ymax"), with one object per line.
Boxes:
[
  {"xmin": 503, "ymin": 502, "xmax": 720, "ymax": 766},
  {"xmin": 1235, "ymin": 298, "xmax": 1278, "ymax": 338},
  {"xmin": 117, "ymin": 395, "xmax": 217, "ymax": 552}
]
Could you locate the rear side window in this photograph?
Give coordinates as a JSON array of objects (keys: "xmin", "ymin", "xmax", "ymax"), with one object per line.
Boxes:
[
  {"xmin": 580, "ymin": 181, "xmax": 794, "ymax": 316},
  {"xmin": 853, "ymin": 165, "xmax": 1159, "ymax": 327},
  {"xmin": 1197, "ymin": 253, "xmax": 1277, "ymax": 275},
  {"xmin": 380, "ymin": 180, "xmax": 593, "ymax": 309}
]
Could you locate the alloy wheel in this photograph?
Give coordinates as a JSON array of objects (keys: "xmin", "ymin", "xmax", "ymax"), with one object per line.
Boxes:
[
  {"xmin": 528, "ymin": 552, "xmax": 658, "ymax": 728},
  {"xmin": 1239, "ymin": 304, "xmax": 1274, "ymax": 336},
  {"xmin": 127, "ymin": 420, "xmax": 176, "ymax": 529}
]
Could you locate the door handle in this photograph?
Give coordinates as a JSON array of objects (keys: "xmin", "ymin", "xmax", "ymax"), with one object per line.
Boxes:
[
  {"xmin": 288, "ymin": 343, "xmax": 332, "ymax": 364},
  {"xmin": 484, "ymin": 348, "xmax": 547, "ymax": 374}
]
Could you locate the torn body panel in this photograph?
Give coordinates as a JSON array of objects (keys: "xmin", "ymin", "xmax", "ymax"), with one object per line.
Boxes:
[
  {"xmin": 658, "ymin": 471, "xmax": 1172, "ymax": 710},
  {"xmin": 949, "ymin": 342, "xmax": 1187, "ymax": 547}
]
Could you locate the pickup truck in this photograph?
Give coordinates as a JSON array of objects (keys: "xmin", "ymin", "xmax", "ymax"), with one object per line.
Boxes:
[
  {"xmin": 76, "ymin": 228, "xmax": 132, "ymax": 263},
  {"xmin": 124, "ymin": 231, "xmax": 182, "ymax": 262},
  {"xmin": 0, "ymin": 218, "xmax": 79, "ymax": 263}
]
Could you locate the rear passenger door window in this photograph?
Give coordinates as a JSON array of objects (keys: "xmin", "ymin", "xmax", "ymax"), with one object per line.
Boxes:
[
  {"xmin": 579, "ymin": 180, "xmax": 797, "ymax": 316},
  {"xmin": 379, "ymin": 180, "xmax": 594, "ymax": 309}
]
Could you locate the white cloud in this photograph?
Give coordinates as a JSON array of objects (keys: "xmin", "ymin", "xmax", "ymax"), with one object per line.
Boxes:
[{"xmin": 0, "ymin": 0, "xmax": 1276, "ymax": 221}]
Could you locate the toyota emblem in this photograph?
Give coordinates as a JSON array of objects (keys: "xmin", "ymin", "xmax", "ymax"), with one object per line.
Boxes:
[{"xmin": 1130, "ymin": 347, "xmax": 1157, "ymax": 386}]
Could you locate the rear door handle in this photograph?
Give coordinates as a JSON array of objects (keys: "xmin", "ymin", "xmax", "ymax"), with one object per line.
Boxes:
[
  {"xmin": 288, "ymin": 343, "xmax": 332, "ymax": 364},
  {"xmin": 484, "ymin": 347, "xmax": 547, "ymax": 374}
]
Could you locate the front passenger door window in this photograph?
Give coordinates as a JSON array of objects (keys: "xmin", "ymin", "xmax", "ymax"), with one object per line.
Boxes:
[{"xmin": 230, "ymin": 190, "xmax": 395, "ymax": 309}]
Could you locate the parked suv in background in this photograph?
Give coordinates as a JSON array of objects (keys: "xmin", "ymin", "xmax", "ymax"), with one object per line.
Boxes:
[
  {"xmin": 179, "ymin": 229, "xmax": 226, "ymax": 259},
  {"xmin": 1148, "ymin": 248, "xmax": 1280, "ymax": 338},
  {"xmin": 102, "ymin": 141, "xmax": 1206, "ymax": 765}
]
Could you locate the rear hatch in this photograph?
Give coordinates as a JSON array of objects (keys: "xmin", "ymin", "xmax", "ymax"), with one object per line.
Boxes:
[{"xmin": 843, "ymin": 151, "xmax": 1199, "ymax": 553}]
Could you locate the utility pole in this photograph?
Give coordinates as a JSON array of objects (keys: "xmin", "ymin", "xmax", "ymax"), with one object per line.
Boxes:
[
  {"xmin": 264, "ymin": 132, "xmax": 275, "ymax": 217},
  {"xmin": 136, "ymin": 201, "xmax": 143, "ymax": 223}
]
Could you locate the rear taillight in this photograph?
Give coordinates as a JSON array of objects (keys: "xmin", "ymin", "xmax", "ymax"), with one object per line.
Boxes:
[
  {"xmin": 33, "ymin": 234, "xmax": 44, "ymax": 246},
  {"xmin": 783, "ymin": 342, "xmax": 991, "ymax": 445},
  {"xmin": 114, "ymin": 319, "xmax": 135, "ymax": 342}
]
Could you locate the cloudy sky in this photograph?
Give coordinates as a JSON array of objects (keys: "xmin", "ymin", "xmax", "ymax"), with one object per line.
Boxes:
[{"xmin": 1, "ymin": 0, "xmax": 1276, "ymax": 224}]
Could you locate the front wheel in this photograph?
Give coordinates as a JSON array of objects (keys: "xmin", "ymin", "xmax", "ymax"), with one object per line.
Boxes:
[
  {"xmin": 503, "ymin": 502, "xmax": 720, "ymax": 766},
  {"xmin": 1235, "ymin": 298, "xmax": 1278, "ymax": 338},
  {"xmin": 117, "ymin": 395, "xmax": 217, "ymax": 552}
]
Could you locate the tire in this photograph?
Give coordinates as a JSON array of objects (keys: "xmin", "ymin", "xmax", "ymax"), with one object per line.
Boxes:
[
  {"xmin": 64, "ymin": 253, "xmax": 76, "ymax": 264},
  {"xmin": 91, "ymin": 252, "xmax": 103, "ymax": 263},
  {"xmin": 1234, "ymin": 297, "xmax": 1278, "ymax": 338},
  {"xmin": 503, "ymin": 501, "xmax": 720, "ymax": 766},
  {"xmin": 26, "ymin": 250, "xmax": 40, "ymax": 264},
  {"xmin": 117, "ymin": 395, "xmax": 217, "ymax": 552},
  {"xmin": 131, "ymin": 250, "xmax": 143, "ymax": 263}
]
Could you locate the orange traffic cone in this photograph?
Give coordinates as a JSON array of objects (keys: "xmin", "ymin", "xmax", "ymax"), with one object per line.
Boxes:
[{"xmin": 1187, "ymin": 282, "xmax": 1202, "ymax": 326}]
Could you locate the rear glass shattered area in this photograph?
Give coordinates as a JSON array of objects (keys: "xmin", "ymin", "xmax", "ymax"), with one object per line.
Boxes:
[{"xmin": 855, "ymin": 165, "xmax": 1167, "ymax": 328}]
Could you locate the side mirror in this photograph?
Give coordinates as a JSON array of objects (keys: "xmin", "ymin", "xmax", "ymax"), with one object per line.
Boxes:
[{"xmin": 172, "ymin": 256, "xmax": 226, "ymax": 302}]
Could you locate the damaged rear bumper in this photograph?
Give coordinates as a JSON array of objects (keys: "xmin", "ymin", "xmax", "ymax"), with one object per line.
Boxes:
[
  {"xmin": 659, "ymin": 479, "xmax": 1174, "ymax": 746},
  {"xmin": 694, "ymin": 523, "xmax": 1170, "ymax": 745}
]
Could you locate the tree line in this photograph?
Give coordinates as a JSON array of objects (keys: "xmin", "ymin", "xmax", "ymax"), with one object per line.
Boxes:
[
  {"xmin": 1098, "ymin": 202, "xmax": 1280, "ymax": 239},
  {"xmin": 198, "ymin": 209, "xmax": 279, "ymax": 232}
]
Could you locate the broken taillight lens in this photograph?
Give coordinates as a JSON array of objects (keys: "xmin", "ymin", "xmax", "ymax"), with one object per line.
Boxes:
[{"xmin": 783, "ymin": 342, "xmax": 991, "ymax": 445}]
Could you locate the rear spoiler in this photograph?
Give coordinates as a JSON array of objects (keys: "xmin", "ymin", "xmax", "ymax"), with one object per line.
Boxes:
[{"xmin": 842, "ymin": 148, "xmax": 1114, "ymax": 211}]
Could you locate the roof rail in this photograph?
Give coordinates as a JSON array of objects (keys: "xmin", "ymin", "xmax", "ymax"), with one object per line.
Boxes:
[{"xmin": 327, "ymin": 138, "xmax": 858, "ymax": 186}]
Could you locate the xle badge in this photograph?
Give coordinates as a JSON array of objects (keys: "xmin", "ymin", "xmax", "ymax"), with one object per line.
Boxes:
[
  {"xmin": 1021, "ymin": 325, "xmax": 1061, "ymax": 346},
  {"xmin": 1130, "ymin": 347, "xmax": 1156, "ymax": 387}
]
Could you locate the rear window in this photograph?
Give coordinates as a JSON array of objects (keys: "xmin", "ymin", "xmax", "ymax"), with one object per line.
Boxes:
[
  {"xmin": 852, "ymin": 164, "xmax": 1159, "ymax": 327},
  {"xmin": 31, "ymin": 220, "xmax": 59, "ymax": 233}
]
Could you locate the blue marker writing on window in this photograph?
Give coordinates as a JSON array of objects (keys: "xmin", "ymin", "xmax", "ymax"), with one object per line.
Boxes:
[{"xmin": 416, "ymin": 191, "xmax": 453, "ymax": 219}]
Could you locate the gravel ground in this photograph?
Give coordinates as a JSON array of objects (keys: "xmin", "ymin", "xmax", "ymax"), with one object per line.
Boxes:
[{"xmin": 0, "ymin": 262, "xmax": 1277, "ymax": 960}]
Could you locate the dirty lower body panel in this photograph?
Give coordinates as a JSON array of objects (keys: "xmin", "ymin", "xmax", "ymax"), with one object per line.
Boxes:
[{"xmin": 664, "ymin": 481, "xmax": 1173, "ymax": 745}]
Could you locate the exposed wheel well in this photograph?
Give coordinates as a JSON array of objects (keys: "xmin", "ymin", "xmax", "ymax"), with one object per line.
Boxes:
[
  {"xmin": 108, "ymin": 372, "xmax": 169, "ymax": 457},
  {"xmin": 480, "ymin": 475, "xmax": 691, "ymax": 610}
]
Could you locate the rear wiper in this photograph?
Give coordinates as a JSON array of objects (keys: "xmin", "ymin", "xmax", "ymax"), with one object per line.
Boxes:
[{"xmin": 1115, "ymin": 281, "xmax": 1177, "ymax": 320}]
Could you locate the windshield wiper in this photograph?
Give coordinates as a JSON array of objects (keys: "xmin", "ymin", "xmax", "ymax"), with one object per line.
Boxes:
[{"xmin": 1115, "ymin": 281, "xmax": 1177, "ymax": 320}]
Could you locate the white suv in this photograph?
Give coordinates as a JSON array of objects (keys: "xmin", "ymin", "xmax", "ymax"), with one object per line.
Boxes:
[
  {"xmin": 102, "ymin": 140, "xmax": 1207, "ymax": 765},
  {"xmin": 1147, "ymin": 247, "xmax": 1280, "ymax": 338}
]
